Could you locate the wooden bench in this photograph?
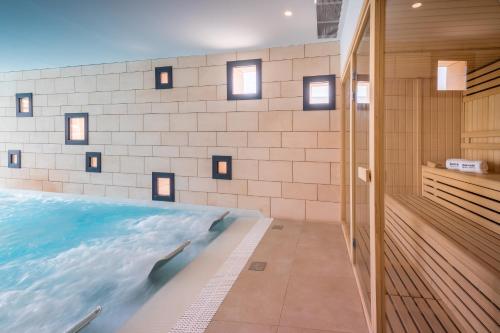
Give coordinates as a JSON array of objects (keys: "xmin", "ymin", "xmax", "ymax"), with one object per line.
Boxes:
[
  {"xmin": 385, "ymin": 226, "xmax": 464, "ymax": 333},
  {"xmin": 356, "ymin": 214, "xmax": 461, "ymax": 332},
  {"xmin": 385, "ymin": 167, "xmax": 500, "ymax": 333},
  {"xmin": 421, "ymin": 166, "xmax": 500, "ymax": 230}
]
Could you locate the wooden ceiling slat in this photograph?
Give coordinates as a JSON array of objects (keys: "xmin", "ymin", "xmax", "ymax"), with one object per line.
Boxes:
[
  {"xmin": 386, "ymin": 0, "xmax": 494, "ymax": 10},
  {"xmin": 386, "ymin": 0, "xmax": 500, "ymax": 53},
  {"xmin": 387, "ymin": 13, "xmax": 500, "ymax": 25}
]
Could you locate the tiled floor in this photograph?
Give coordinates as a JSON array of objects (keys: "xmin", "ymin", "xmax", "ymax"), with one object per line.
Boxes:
[{"xmin": 205, "ymin": 219, "xmax": 368, "ymax": 333}]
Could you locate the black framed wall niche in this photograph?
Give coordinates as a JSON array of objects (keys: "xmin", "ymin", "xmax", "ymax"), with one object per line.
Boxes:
[
  {"xmin": 152, "ymin": 172, "xmax": 175, "ymax": 202},
  {"xmin": 65, "ymin": 113, "xmax": 89, "ymax": 145},
  {"xmin": 227, "ymin": 59, "xmax": 262, "ymax": 100},
  {"xmin": 155, "ymin": 66, "xmax": 173, "ymax": 89},
  {"xmin": 212, "ymin": 155, "xmax": 232, "ymax": 180},
  {"xmin": 303, "ymin": 75, "xmax": 336, "ymax": 111},
  {"xmin": 7, "ymin": 150, "xmax": 21, "ymax": 168},
  {"xmin": 16, "ymin": 93, "xmax": 33, "ymax": 117},
  {"xmin": 85, "ymin": 152, "xmax": 101, "ymax": 173}
]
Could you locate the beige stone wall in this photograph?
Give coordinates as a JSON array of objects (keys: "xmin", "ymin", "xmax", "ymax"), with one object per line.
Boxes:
[{"xmin": 0, "ymin": 42, "xmax": 341, "ymax": 222}]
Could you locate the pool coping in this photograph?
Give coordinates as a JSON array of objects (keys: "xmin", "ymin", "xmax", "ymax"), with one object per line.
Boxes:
[
  {"xmin": 170, "ymin": 216, "xmax": 272, "ymax": 333},
  {"xmin": 119, "ymin": 214, "xmax": 272, "ymax": 333}
]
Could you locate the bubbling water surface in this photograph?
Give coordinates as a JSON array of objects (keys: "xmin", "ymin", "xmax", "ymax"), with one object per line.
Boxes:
[{"xmin": 0, "ymin": 191, "xmax": 232, "ymax": 332}]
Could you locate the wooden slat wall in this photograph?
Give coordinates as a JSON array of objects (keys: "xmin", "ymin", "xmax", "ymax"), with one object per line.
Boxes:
[
  {"xmin": 421, "ymin": 80, "xmax": 462, "ymax": 180},
  {"xmin": 385, "ymin": 76, "xmax": 462, "ymax": 195},
  {"xmin": 385, "ymin": 79, "xmax": 420, "ymax": 194},
  {"xmin": 462, "ymin": 60, "xmax": 500, "ymax": 173}
]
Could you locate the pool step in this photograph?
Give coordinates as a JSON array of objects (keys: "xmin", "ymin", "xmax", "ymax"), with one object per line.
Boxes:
[
  {"xmin": 148, "ymin": 240, "xmax": 191, "ymax": 279},
  {"xmin": 66, "ymin": 306, "xmax": 102, "ymax": 333},
  {"xmin": 208, "ymin": 211, "xmax": 230, "ymax": 231}
]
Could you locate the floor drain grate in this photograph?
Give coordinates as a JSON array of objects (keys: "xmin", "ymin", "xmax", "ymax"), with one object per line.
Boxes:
[
  {"xmin": 271, "ymin": 225, "xmax": 284, "ymax": 230},
  {"xmin": 248, "ymin": 261, "xmax": 267, "ymax": 271}
]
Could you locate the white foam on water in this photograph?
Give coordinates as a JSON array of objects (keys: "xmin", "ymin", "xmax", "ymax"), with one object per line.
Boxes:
[{"xmin": 0, "ymin": 211, "xmax": 222, "ymax": 333}]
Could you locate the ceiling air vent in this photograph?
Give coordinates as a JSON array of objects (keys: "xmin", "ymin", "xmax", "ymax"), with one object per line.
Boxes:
[{"xmin": 316, "ymin": 0, "xmax": 343, "ymax": 39}]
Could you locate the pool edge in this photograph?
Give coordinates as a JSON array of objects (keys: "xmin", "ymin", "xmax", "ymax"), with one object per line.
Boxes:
[{"xmin": 118, "ymin": 214, "xmax": 272, "ymax": 333}]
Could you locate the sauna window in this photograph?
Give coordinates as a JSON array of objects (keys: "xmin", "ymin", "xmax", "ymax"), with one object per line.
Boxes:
[
  {"xmin": 152, "ymin": 172, "xmax": 175, "ymax": 202},
  {"xmin": 357, "ymin": 81, "xmax": 370, "ymax": 104},
  {"xmin": 155, "ymin": 66, "xmax": 173, "ymax": 89},
  {"xmin": 65, "ymin": 113, "xmax": 89, "ymax": 145},
  {"xmin": 86, "ymin": 152, "xmax": 101, "ymax": 173},
  {"xmin": 437, "ymin": 60, "xmax": 466, "ymax": 91},
  {"xmin": 212, "ymin": 155, "xmax": 232, "ymax": 180},
  {"xmin": 303, "ymin": 75, "xmax": 336, "ymax": 110},
  {"xmin": 8, "ymin": 150, "xmax": 21, "ymax": 168},
  {"xmin": 227, "ymin": 59, "xmax": 262, "ymax": 100},
  {"xmin": 16, "ymin": 93, "xmax": 33, "ymax": 117}
]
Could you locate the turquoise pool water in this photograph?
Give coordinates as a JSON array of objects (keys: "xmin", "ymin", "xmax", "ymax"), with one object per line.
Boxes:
[{"xmin": 0, "ymin": 190, "xmax": 234, "ymax": 333}]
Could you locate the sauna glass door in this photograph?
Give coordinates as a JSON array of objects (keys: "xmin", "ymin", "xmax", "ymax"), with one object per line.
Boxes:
[{"xmin": 353, "ymin": 19, "xmax": 372, "ymax": 318}]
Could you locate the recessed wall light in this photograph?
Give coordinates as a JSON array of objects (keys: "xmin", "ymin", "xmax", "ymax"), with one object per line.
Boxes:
[
  {"xmin": 155, "ymin": 66, "xmax": 173, "ymax": 89},
  {"xmin": 212, "ymin": 155, "xmax": 232, "ymax": 180},
  {"xmin": 284, "ymin": 10, "xmax": 293, "ymax": 17},
  {"xmin": 227, "ymin": 59, "xmax": 262, "ymax": 100},
  {"xmin": 65, "ymin": 113, "xmax": 89, "ymax": 145},
  {"xmin": 8, "ymin": 150, "xmax": 21, "ymax": 169},
  {"xmin": 16, "ymin": 93, "xmax": 33, "ymax": 117},
  {"xmin": 303, "ymin": 75, "xmax": 336, "ymax": 111},
  {"xmin": 152, "ymin": 172, "xmax": 175, "ymax": 202},
  {"xmin": 411, "ymin": 2, "xmax": 422, "ymax": 8},
  {"xmin": 86, "ymin": 152, "xmax": 102, "ymax": 173}
]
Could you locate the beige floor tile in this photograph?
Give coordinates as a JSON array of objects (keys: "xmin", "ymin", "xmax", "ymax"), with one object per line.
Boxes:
[
  {"xmin": 297, "ymin": 223, "xmax": 345, "ymax": 250},
  {"xmin": 214, "ymin": 271, "xmax": 289, "ymax": 325},
  {"xmin": 248, "ymin": 248, "xmax": 296, "ymax": 276},
  {"xmin": 279, "ymin": 275, "xmax": 367, "ymax": 332},
  {"xmin": 206, "ymin": 320, "xmax": 278, "ymax": 333},
  {"xmin": 289, "ymin": 244, "xmax": 353, "ymax": 279},
  {"xmin": 241, "ymin": 219, "xmax": 302, "ymax": 273},
  {"xmin": 256, "ymin": 221, "xmax": 303, "ymax": 250},
  {"xmin": 207, "ymin": 219, "xmax": 368, "ymax": 333}
]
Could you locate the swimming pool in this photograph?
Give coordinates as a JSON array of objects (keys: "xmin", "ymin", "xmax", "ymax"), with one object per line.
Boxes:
[{"xmin": 0, "ymin": 190, "xmax": 235, "ymax": 333}]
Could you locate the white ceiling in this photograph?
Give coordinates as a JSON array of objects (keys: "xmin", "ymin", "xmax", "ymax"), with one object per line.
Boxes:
[{"xmin": 0, "ymin": 0, "xmax": 333, "ymax": 72}]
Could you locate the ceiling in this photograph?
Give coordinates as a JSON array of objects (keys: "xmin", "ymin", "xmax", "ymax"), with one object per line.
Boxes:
[
  {"xmin": 386, "ymin": 0, "xmax": 500, "ymax": 53},
  {"xmin": 0, "ymin": 0, "xmax": 331, "ymax": 72}
]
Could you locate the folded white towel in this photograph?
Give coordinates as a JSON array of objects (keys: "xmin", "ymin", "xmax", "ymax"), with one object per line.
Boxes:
[{"xmin": 445, "ymin": 159, "xmax": 488, "ymax": 173}]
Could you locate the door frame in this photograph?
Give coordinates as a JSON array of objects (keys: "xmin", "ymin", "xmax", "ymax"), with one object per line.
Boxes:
[{"xmin": 340, "ymin": 0, "xmax": 385, "ymax": 332}]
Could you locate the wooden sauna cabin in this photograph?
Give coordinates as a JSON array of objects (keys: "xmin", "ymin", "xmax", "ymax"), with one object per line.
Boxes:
[{"xmin": 384, "ymin": 60, "xmax": 500, "ymax": 332}]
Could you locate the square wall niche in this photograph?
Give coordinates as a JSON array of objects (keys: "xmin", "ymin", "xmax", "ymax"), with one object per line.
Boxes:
[
  {"xmin": 86, "ymin": 152, "xmax": 101, "ymax": 173},
  {"xmin": 303, "ymin": 75, "xmax": 336, "ymax": 111},
  {"xmin": 8, "ymin": 150, "xmax": 21, "ymax": 168},
  {"xmin": 356, "ymin": 74, "xmax": 370, "ymax": 105},
  {"xmin": 152, "ymin": 172, "xmax": 175, "ymax": 202},
  {"xmin": 65, "ymin": 113, "xmax": 89, "ymax": 145},
  {"xmin": 155, "ymin": 66, "xmax": 173, "ymax": 89},
  {"xmin": 212, "ymin": 155, "xmax": 232, "ymax": 180},
  {"xmin": 16, "ymin": 93, "xmax": 33, "ymax": 117},
  {"xmin": 227, "ymin": 59, "xmax": 262, "ymax": 100},
  {"xmin": 437, "ymin": 60, "xmax": 467, "ymax": 91}
]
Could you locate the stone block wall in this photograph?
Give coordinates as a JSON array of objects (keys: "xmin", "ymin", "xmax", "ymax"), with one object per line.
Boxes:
[{"xmin": 0, "ymin": 42, "xmax": 341, "ymax": 222}]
